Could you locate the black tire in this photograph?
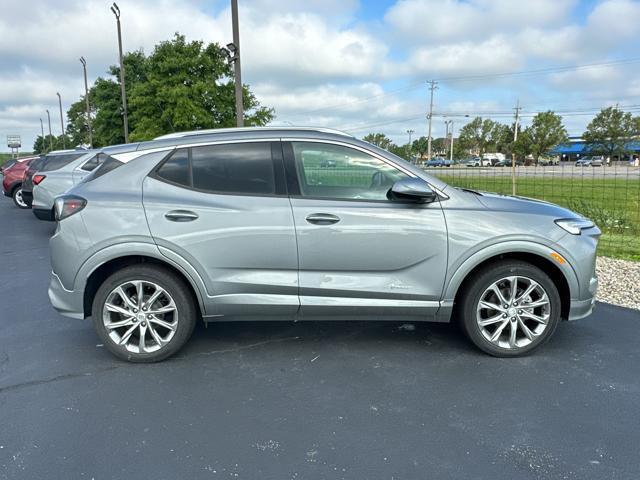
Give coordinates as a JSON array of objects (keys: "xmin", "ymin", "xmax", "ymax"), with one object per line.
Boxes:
[
  {"xmin": 12, "ymin": 185, "xmax": 28, "ymax": 209},
  {"xmin": 92, "ymin": 265, "xmax": 197, "ymax": 363},
  {"xmin": 458, "ymin": 261, "xmax": 561, "ymax": 357}
]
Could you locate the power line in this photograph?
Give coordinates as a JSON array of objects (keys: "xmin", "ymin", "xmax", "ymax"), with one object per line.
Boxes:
[{"xmin": 433, "ymin": 57, "xmax": 640, "ymax": 83}]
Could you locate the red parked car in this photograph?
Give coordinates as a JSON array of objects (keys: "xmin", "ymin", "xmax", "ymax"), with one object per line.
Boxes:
[{"xmin": 2, "ymin": 156, "xmax": 38, "ymax": 208}]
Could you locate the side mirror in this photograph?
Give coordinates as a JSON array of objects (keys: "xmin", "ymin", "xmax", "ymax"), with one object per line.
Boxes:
[{"xmin": 389, "ymin": 178, "xmax": 438, "ymax": 203}]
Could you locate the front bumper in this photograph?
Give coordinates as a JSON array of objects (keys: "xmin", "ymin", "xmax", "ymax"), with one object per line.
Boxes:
[
  {"xmin": 48, "ymin": 271, "xmax": 84, "ymax": 319},
  {"xmin": 33, "ymin": 207, "xmax": 55, "ymax": 221},
  {"xmin": 568, "ymin": 275, "xmax": 598, "ymax": 321}
]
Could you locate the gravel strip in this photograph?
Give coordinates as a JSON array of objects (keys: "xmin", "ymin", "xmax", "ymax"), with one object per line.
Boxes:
[{"xmin": 596, "ymin": 257, "xmax": 640, "ymax": 310}]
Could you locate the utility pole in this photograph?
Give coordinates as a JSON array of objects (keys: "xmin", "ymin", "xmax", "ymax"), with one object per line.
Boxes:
[
  {"xmin": 230, "ymin": 0, "xmax": 243, "ymax": 127},
  {"xmin": 426, "ymin": 80, "xmax": 438, "ymax": 160},
  {"xmin": 512, "ymin": 99, "xmax": 521, "ymax": 196},
  {"xmin": 445, "ymin": 120, "xmax": 454, "ymax": 162},
  {"xmin": 80, "ymin": 57, "xmax": 93, "ymax": 148},
  {"xmin": 39, "ymin": 118, "xmax": 45, "ymax": 150},
  {"xmin": 46, "ymin": 110, "xmax": 53, "ymax": 152},
  {"xmin": 56, "ymin": 92, "xmax": 66, "ymax": 149},
  {"xmin": 111, "ymin": 3, "xmax": 129, "ymax": 143}
]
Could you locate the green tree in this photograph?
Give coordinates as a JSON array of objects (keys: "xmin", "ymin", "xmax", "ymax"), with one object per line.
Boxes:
[
  {"xmin": 457, "ymin": 117, "xmax": 499, "ymax": 157},
  {"xmin": 527, "ymin": 111, "xmax": 568, "ymax": 163},
  {"xmin": 129, "ymin": 34, "xmax": 272, "ymax": 140},
  {"xmin": 33, "ymin": 134, "xmax": 68, "ymax": 154},
  {"xmin": 388, "ymin": 143, "xmax": 412, "ymax": 160},
  {"xmin": 584, "ymin": 106, "xmax": 637, "ymax": 160},
  {"xmin": 363, "ymin": 133, "xmax": 392, "ymax": 149},
  {"xmin": 511, "ymin": 129, "xmax": 532, "ymax": 161},
  {"xmin": 411, "ymin": 136, "xmax": 429, "ymax": 158},
  {"xmin": 55, "ymin": 34, "xmax": 273, "ymax": 151},
  {"xmin": 490, "ymin": 123, "xmax": 513, "ymax": 154}
]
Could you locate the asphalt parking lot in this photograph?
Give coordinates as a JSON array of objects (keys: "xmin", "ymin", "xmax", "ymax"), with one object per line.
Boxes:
[{"xmin": 1, "ymin": 196, "xmax": 639, "ymax": 480}]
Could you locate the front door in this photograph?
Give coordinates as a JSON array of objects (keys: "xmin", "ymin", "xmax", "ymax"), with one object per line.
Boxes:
[
  {"xmin": 284, "ymin": 141, "xmax": 448, "ymax": 320},
  {"xmin": 143, "ymin": 141, "xmax": 299, "ymax": 318}
]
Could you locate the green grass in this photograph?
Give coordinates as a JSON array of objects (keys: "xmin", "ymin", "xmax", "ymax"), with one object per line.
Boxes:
[{"xmin": 433, "ymin": 174, "xmax": 640, "ymax": 261}]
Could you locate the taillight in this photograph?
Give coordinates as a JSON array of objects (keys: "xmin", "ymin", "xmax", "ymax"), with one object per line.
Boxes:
[
  {"xmin": 33, "ymin": 174, "xmax": 46, "ymax": 185},
  {"xmin": 54, "ymin": 195, "xmax": 87, "ymax": 221}
]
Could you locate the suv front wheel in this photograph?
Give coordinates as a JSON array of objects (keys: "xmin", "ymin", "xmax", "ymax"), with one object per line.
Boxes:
[
  {"xmin": 92, "ymin": 265, "xmax": 197, "ymax": 362},
  {"xmin": 12, "ymin": 186, "xmax": 28, "ymax": 209},
  {"xmin": 459, "ymin": 261, "xmax": 561, "ymax": 357}
]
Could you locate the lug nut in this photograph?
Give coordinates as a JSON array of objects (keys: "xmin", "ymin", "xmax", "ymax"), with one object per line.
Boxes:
[
  {"xmin": 142, "ymin": 307, "xmax": 147, "ymax": 311},
  {"xmin": 518, "ymin": 310, "xmax": 523, "ymax": 314},
  {"xmin": 510, "ymin": 317, "xmax": 516, "ymax": 321},
  {"xmin": 147, "ymin": 315, "xmax": 152, "ymax": 319},
  {"xmin": 141, "ymin": 322, "xmax": 146, "ymax": 327},
  {"xmin": 502, "ymin": 314, "xmax": 507, "ymax": 318},
  {"xmin": 133, "ymin": 308, "xmax": 138, "ymax": 313}
]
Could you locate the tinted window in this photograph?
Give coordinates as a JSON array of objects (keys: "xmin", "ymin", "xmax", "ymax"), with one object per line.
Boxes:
[
  {"xmin": 42, "ymin": 153, "xmax": 85, "ymax": 172},
  {"xmin": 292, "ymin": 142, "xmax": 408, "ymax": 201},
  {"xmin": 156, "ymin": 149, "xmax": 190, "ymax": 186},
  {"xmin": 80, "ymin": 153, "xmax": 107, "ymax": 172},
  {"xmin": 81, "ymin": 156, "xmax": 123, "ymax": 183},
  {"xmin": 191, "ymin": 143, "xmax": 274, "ymax": 195}
]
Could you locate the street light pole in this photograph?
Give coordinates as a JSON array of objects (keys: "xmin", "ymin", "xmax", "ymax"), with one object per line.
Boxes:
[
  {"xmin": 111, "ymin": 3, "xmax": 129, "ymax": 143},
  {"xmin": 80, "ymin": 57, "xmax": 93, "ymax": 148},
  {"xmin": 445, "ymin": 120, "xmax": 452, "ymax": 159},
  {"xmin": 46, "ymin": 109, "xmax": 53, "ymax": 152},
  {"xmin": 426, "ymin": 80, "xmax": 438, "ymax": 160},
  {"xmin": 230, "ymin": 0, "xmax": 244, "ymax": 127},
  {"xmin": 406, "ymin": 129, "xmax": 414, "ymax": 145},
  {"xmin": 40, "ymin": 118, "xmax": 45, "ymax": 149},
  {"xmin": 56, "ymin": 92, "xmax": 66, "ymax": 149},
  {"xmin": 449, "ymin": 121, "xmax": 455, "ymax": 163}
]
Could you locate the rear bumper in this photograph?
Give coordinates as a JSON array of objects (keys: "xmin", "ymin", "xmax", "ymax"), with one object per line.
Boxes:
[
  {"xmin": 33, "ymin": 207, "xmax": 55, "ymax": 221},
  {"xmin": 48, "ymin": 271, "xmax": 84, "ymax": 319}
]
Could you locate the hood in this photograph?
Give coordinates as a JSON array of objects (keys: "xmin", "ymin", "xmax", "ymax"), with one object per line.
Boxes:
[{"xmin": 475, "ymin": 191, "xmax": 581, "ymax": 219}]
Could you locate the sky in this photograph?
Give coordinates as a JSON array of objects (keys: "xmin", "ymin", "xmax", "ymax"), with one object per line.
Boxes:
[{"xmin": 1, "ymin": 0, "xmax": 640, "ymax": 151}]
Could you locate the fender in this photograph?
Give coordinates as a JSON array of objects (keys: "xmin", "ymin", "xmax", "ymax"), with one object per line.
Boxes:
[
  {"xmin": 437, "ymin": 240, "xmax": 579, "ymax": 322},
  {"xmin": 72, "ymin": 241, "xmax": 208, "ymax": 316}
]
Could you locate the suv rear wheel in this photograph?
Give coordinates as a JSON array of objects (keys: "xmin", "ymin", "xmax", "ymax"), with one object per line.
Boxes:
[
  {"xmin": 12, "ymin": 185, "xmax": 28, "ymax": 209},
  {"xmin": 92, "ymin": 265, "xmax": 197, "ymax": 362},
  {"xmin": 459, "ymin": 261, "xmax": 561, "ymax": 357}
]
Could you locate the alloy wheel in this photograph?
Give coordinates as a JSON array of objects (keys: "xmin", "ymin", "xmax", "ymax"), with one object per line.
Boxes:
[
  {"xmin": 14, "ymin": 189, "xmax": 26, "ymax": 208},
  {"xmin": 102, "ymin": 280, "xmax": 178, "ymax": 354},
  {"xmin": 476, "ymin": 276, "xmax": 551, "ymax": 350}
]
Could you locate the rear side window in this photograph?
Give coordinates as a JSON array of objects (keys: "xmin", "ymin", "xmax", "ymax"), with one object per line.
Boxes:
[
  {"xmin": 155, "ymin": 142, "xmax": 275, "ymax": 195},
  {"xmin": 80, "ymin": 156, "xmax": 123, "ymax": 183},
  {"xmin": 80, "ymin": 153, "xmax": 107, "ymax": 172},
  {"xmin": 156, "ymin": 149, "xmax": 190, "ymax": 186},
  {"xmin": 42, "ymin": 153, "xmax": 85, "ymax": 172}
]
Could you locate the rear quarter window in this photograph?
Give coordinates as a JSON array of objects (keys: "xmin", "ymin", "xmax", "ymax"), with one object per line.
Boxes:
[{"xmin": 42, "ymin": 153, "xmax": 85, "ymax": 172}]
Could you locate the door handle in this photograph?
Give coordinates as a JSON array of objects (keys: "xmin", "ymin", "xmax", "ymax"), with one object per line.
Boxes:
[
  {"xmin": 164, "ymin": 210, "xmax": 199, "ymax": 222},
  {"xmin": 305, "ymin": 213, "xmax": 340, "ymax": 225}
]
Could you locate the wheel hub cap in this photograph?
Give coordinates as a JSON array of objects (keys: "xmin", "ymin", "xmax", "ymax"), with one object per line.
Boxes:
[
  {"xmin": 102, "ymin": 280, "xmax": 179, "ymax": 354},
  {"xmin": 476, "ymin": 275, "xmax": 551, "ymax": 350}
]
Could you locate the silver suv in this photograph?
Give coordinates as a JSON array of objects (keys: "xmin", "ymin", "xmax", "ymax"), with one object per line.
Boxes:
[{"xmin": 48, "ymin": 127, "xmax": 600, "ymax": 362}]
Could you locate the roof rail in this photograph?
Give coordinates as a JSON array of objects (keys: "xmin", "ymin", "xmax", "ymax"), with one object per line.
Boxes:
[{"xmin": 153, "ymin": 126, "xmax": 354, "ymax": 140}]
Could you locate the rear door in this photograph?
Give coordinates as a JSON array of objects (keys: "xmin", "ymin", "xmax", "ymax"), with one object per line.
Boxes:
[
  {"xmin": 143, "ymin": 141, "xmax": 299, "ymax": 318},
  {"xmin": 284, "ymin": 140, "xmax": 448, "ymax": 320}
]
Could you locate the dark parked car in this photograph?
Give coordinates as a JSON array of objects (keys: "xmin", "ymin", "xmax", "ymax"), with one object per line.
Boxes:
[
  {"xmin": 426, "ymin": 157, "xmax": 452, "ymax": 167},
  {"xmin": 21, "ymin": 150, "xmax": 87, "ymax": 208},
  {"xmin": 2, "ymin": 157, "xmax": 36, "ymax": 208},
  {"xmin": 494, "ymin": 159, "xmax": 524, "ymax": 167}
]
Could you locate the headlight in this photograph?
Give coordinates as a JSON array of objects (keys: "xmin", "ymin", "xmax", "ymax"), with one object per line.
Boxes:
[{"xmin": 555, "ymin": 218, "xmax": 595, "ymax": 235}]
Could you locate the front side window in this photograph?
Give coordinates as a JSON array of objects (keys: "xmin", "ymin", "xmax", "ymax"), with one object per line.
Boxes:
[
  {"xmin": 155, "ymin": 143, "xmax": 275, "ymax": 196},
  {"xmin": 291, "ymin": 142, "xmax": 409, "ymax": 201}
]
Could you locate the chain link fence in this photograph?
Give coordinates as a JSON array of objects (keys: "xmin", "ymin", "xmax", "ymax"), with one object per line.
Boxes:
[{"xmin": 425, "ymin": 162, "xmax": 640, "ymax": 260}]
